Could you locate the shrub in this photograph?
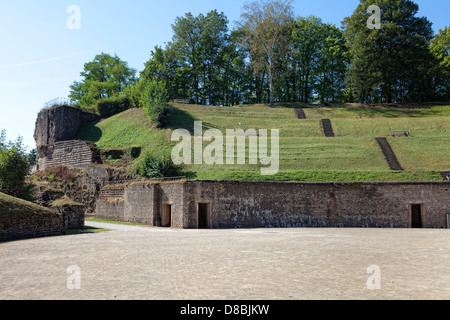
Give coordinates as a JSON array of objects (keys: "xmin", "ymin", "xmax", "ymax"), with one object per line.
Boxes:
[
  {"xmin": 45, "ymin": 166, "xmax": 76, "ymax": 181},
  {"xmin": 136, "ymin": 151, "xmax": 182, "ymax": 178},
  {"xmin": 95, "ymin": 96, "xmax": 132, "ymax": 118},
  {"xmin": 140, "ymin": 80, "xmax": 171, "ymax": 128},
  {"xmin": 0, "ymin": 131, "xmax": 34, "ymax": 201}
]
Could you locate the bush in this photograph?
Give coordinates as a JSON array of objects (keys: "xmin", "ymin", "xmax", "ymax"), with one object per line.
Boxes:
[
  {"xmin": 95, "ymin": 96, "xmax": 132, "ymax": 118},
  {"xmin": 136, "ymin": 151, "xmax": 182, "ymax": 178},
  {"xmin": 0, "ymin": 131, "xmax": 34, "ymax": 201},
  {"xmin": 140, "ymin": 80, "xmax": 171, "ymax": 128}
]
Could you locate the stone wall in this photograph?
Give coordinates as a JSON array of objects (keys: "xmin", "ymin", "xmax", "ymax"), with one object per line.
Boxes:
[
  {"xmin": 185, "ymin": 181, "xmax": 450, "ymax": 229},
  {"xmin": 156, "ymin": 182, "xmax": 186, "ymax": 228},
  {"xmin": 37, "ymin": 140, "xmax": 98, "ymax": 171},
  {"xmin": 95, "ymin": 199, "xmax": 125, "ymax": 222},
  {"xmin": 95, "ymin": 181, "xmax": 186, "ymax": 227},
  {"xmin": 34, "ymin": 105, "xmax": 100, "ymax": 171},
  {"xmin": 0, "ymin": 210, "xmax": 63, "ymax": 242},
  {"xmin": 53, "ymin": 205, "xmax": 85, "ymax": 230},
  {"xmin": 123, "ymin": 183, "xmax": 156, "ymax": 225},
  {"xmin": 94, "ymin": 180, "xmax": 450, "ymax": 229}
]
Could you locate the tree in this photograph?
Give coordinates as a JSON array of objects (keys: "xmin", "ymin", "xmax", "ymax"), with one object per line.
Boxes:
[
  {"xmin": 314, "ymin": 22, "xmax": 349, "ymax": 103},
  {"xmin": 238, "ymin": 0, "xmax": 295, "ymax": 106},
  {"xmin": 140, "ymin": 80, "xmax": 171, "ymax": 128},
  {"xmin": 291, "ymin": 16, "xmax": 324, "ymax": 103},
  {"xmin": 343, "ymin": 0, "xmax": 434, "ymax": 103},
  {"xmin": 430, "ymin": 26, "xmax": 450, "ymax": 101},
  {"xmin": 0, "ymin": 130, "xmax": 33, "ymax": 200},
  {"xmin": 221, "ymin": 30, "xmax": 255, "ymax": 105},
  {"xmin": 171, "ymin": 13, "xmax": 202, "ymax": 104},
  {"xmin": 199, "ymin": 10, "xmax": 230, "ymax": 103},
  {"xmin": 69, "ymin": 53, "xmax": 137, "ymax": 106}
]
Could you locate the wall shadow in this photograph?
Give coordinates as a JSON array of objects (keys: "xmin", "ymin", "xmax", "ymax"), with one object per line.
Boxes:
[
  {"xmin": 167, "ymin": 107, "xmax": 199, "ymax": 135},
  {"xmin": 75, "ymin": 123, "xmax": 103, "ymax": 143}
]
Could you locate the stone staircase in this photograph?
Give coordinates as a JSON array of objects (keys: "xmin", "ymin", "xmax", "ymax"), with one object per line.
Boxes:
[
  {"xmin": 376, "ymin": 138, "xmax": 403, "ymax": 171},
  {"xmin": 295, "ymin": 108, "xmax": 306, "ymax": 119},
  {"xmin": 321, "ymin": 119, "xmax": 335, "ymax": 137}
]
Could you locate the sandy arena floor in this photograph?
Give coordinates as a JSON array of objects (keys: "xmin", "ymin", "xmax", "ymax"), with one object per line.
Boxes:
[{"xmin": 0, "ymin": 222, "xmax": 449, "ymax": 300}]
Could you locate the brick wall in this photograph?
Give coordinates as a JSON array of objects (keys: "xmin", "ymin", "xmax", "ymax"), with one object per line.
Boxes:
[
  {"xmin": 0, "ymin": 211, "xmax": 63, "ymax": 242},
  {"xmin": 38, "ymin": 140, "xmax": 96, "ymax": 170}
]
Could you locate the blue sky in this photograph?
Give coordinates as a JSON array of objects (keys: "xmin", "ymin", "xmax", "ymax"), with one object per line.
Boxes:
[{"xmin": 0, "ymin": 0, "xmax": 448, "ymax": 150}]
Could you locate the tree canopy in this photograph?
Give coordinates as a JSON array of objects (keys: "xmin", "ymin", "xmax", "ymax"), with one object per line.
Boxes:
[
  {"xmin": 69, "ymin": 52, "xmax": 137, "ymax": 106},
  {"xmin": 343, "ymin": 0, "xmax": 434, "ymax": 103},
  {"xmin": 68, "ymin": 0, "xmax": 450, "ymax": 108}
]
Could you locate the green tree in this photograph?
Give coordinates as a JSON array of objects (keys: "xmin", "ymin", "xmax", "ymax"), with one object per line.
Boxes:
[
  {"xmin": 343, "ymin": 0, "xmax": 434, "ymax": 103},
  {"xmin": 141, "ymin": 44, "xmax": 192, "ymax": 102},
  {"xmin": 69, "ymin": 53, "xmax": 137, "ymax": 106},
  {"xmin": 198, "ymin": 10, "xmax": 230, "ymax": 104},
  {"xmin": 0, "ymin": 130, "xmax": 33, "ymax": 200},
  {"xmin": 315, "ymin": 22, "xmax": 349, "ymax": 103},
  {"xmin": 171, "ymin": 13, "xmax": 202, "ymax": 104},
  {"xmin": 430, "ymin": 26, "xmax": 450, "ymax": 101},
  {"xmin": 221, "ymin": 30, "xmax": 255, "ymax": 105},
  {"xmin": 291, "ymin": 16, "xmax": 324, "ymax": 103},
  {"xmin": 140, "ymin": 80, "xmax": 171, "ymax": 128},
  {"xmin": 238, "ymin": 0, "xmax": 295, "ymax": 107}
]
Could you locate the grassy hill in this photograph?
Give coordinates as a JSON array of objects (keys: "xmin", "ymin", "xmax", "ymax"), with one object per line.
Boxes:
[{"xmin": 76, "ymin": 103, "xmax": 450, "ymax": 182}]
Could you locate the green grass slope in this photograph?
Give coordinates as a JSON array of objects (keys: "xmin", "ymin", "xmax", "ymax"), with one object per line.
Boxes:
[
  {"xmin": 0, "ymin": 192, "xmax": 54, "ymax": 219},
  {"xmin": 75, "ymin": 103, "xmax": 450, "ymax": 182}
]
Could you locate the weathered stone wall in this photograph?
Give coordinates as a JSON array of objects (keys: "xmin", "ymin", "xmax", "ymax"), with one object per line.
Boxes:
[
  {"xmin": 123, "ymin": 183, "xmax": 156, "ymax": 225},
  {"xmin": 95, "ymin": 199, "xmax": 125, "ymax": 222},
  {"xmin": 34, "ymin": 105, "xmax": 100, "ymax": 171},
  {"xmin": 185, "ymin": 181, "xmax": 450, "ymax": 229},
  {"xmin": 37, "ymin": 140, "xmax": 97, "ymax": 171},
  {"xmin": 156, "ymin": 182, "xmax": 186, "ymax": 228},
  {"xmin": 95, "ymin": 181, "xmax": 186, "ymax": 227},
  {"xmin": 94, "ymin": 180, "xmax": 450, "ymax": 229},
  {"xmin": 0, "ymin": 210, "xmax": 63, "ymax": 242},
  {"xmin": 53, "ymin": 205, "xmax": 85, "ymax": 230}
]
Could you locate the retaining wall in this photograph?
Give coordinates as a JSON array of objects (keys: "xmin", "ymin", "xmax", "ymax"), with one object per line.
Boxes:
[
  {"xmin": 0, "ymin": 211, "xmax": 63, "ymax": 242},
  {"xmin": 94, "ymin": 180, "xmax": 450, "ymax": 229},
  {"xmin": 186, "ymin": 181, "xmax": 450, "ymax": 229}
]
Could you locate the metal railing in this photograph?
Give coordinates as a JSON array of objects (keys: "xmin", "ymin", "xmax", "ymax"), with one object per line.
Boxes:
[{"xmin": 44, "ymin": 97, "xmax": 71, "ymax": 109}]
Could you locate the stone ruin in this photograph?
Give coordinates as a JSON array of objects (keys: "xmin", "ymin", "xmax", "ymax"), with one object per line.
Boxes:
[{"xmin": 31, "ymin": 105, "xmax": 450, "ymax": 231}]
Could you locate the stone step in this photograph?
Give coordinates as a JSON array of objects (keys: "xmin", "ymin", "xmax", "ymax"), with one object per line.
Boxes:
[
  {"xmin": 295, "ymin": 108, "xmax": 306, "ymax": 119},
  {"xmin": 321, "ymin": 119, "xmax": 335, "ymax": 137},
  {"xmin": 376, "ymin": 138, "xmax": 403, "ymax": 171}
]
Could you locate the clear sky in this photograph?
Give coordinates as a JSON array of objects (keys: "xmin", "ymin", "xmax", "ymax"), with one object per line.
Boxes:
[{"xmin": 0, "ymin": 0, "xmax": 449, "ymax": 150}]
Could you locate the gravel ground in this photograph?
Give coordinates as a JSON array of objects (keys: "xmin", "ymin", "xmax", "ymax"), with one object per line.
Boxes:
[{"xmin": 0, "ymin": 223, "xmax": 449, "ymax": 300}]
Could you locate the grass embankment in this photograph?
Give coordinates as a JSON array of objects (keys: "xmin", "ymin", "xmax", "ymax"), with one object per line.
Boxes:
[
  {"xmin": 75, "ymin": 103, "xmax": 450, "ymax": 182},
  {"xmin": 0, "ymin": 192, "xmax": 54, "ymax": 219},
  {"xmin": 0, "ymin": 193, "xmax": 109, "ymax": 235}
]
